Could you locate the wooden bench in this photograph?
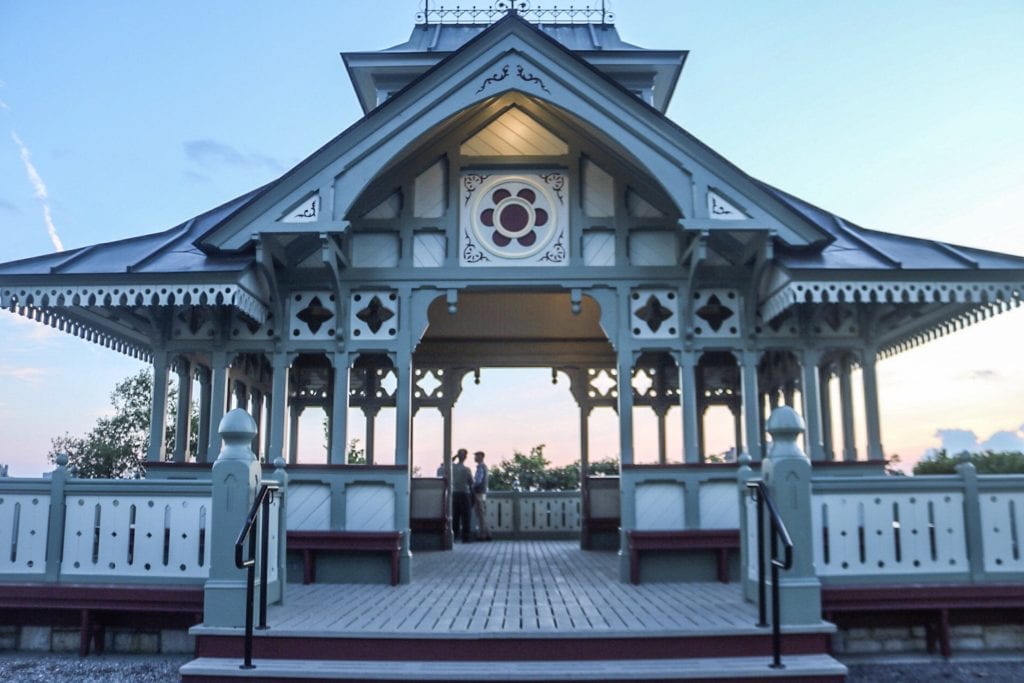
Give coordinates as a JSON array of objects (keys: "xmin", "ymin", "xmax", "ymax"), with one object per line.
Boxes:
[
  {"xmin": 0, "ymin": 583, "xmax": 203, "ymax": 656},
  {"xmin": 287, "ymin": 530, "xmax": 402, "ymax": 586},
  {"xmin": 581, "ymin": 477, "xmax": 620, "ymax": 550},
  {"xmin": 627, "ymin": 529, "xmax": 740, "ymax": 584},
  {"xmin": 410, "ymin": 477, "xmax": 451, "ymax": 550},
  {"xmin": 822, "ymin": 583, "xmax": 1024, "ymax": 657}
]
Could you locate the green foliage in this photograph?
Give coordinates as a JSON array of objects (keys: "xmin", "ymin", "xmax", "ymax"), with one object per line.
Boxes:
[
  {"xmin": 913, "ymin": 449, "xmax": 1024, "ymax": 475},
  {"xmin": 488, "ymin": 445, "xmax": 619, "ymax": 491},
  {"xmin": 47, "ymin": 370, "xmax": 192, "ymax": 479},
  {"xmin": 346, "ymin": 438, "xmax": 367, "ymax": 465}
]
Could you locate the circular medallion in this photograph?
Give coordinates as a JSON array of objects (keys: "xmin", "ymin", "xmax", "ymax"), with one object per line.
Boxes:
[{"xmin": 469, "ymin": 176, "xmax": 558, "ymax": 259}]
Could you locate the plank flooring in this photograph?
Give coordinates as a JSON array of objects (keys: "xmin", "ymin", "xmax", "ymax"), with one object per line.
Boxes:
[{"xmin": 260, "ymin": 540, "xmax": 763, "ymax": 638}]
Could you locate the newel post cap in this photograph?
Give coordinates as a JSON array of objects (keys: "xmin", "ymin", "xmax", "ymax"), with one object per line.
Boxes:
[
  {"xmin": 766, "ymin": 406, "xmax": 808, "ymax": 461},
  {"xmin": 216, "ymin": 409, "xmax": 257, "ymax": 462}
]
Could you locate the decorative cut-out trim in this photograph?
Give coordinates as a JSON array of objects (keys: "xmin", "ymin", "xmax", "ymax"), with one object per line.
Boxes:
[
  {"xmin": 476, "ymin": 65, "xmax": 510, "ymax": 94},
  {"xmin": 0, "ymin": 283, "xmax": 267, "ymax": 323},
  {"xmin": 0, "ymin": 301, "xmax": 152, "ymax": 362},
  {"xmin": 280, "ymin": 193, "xmax": 319, "ymax": 223},
  {"xmin": 763, "ymin": 280, "xmax": 1024, "ymax": 322}
]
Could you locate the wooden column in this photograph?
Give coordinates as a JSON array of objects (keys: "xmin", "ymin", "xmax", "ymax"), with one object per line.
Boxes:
[
  {"xmin": 204, "ymin": 349, "xmax": 229, "ymax": 463},
  {"xmin": 195, "ymin": 365, "xmax": 212, "ymax": 461},
  {"xmin": 267, "ymin": 351, "xmax": 289, "ymax": 464},
  {"xmin": 861, "ymin": 348, "xmax": 884, "ymax": 461},
  {"xmin": 394, "ymin": 352, "xmax": 413, "ymax": 466},
  {"xmin": 172, "ymin": 356, "xmax": 192, "ymax": 463},
  {"xmin": 288, "ymin": 404, "xmax": 301, "ymax": 464},
  {"xmin": 818, "ymin": 365, "xmax": 834, "ymax": 460},
  {"xmin": 801, "ymin": 348, "xmax": 826, "ymax": 461},
  {"xmin": 616, "ymin": 357, "xmax": 635, "ymax": 466},
  {"xmin": 328, "ymin": 352, "xmax": 350, "ymax": 465},
  {"xmin": 251, "ymin": 389, "xmax": 263, "ymax": 460},
  {"xmin": 147, "ymin": 350, "xmax": 170, "ymax": 462},
  {"xmin": 839, "ymin": 355, "xmax": 858, "ymax": 461},
  {"xmin": 679, "ymin": 351, "xmax": 700, "ymax": 464},
  {"xmin": 740, "ymin": 349, "xmax": 762, "ymax": 460}
]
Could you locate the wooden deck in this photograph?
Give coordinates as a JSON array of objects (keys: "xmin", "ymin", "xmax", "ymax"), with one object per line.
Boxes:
[{"xmin": 226, "ymin": 540, "xmax": 772, "ymax": 638}]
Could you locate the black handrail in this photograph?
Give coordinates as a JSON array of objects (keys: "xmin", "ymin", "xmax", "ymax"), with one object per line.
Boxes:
[
  {"xmin": 746, "ymin": 480, "xmax": 794, "ymax": 669},
  {"xmin": 234, "ymin": 481, "xmax": 280, "ymax": 670}
]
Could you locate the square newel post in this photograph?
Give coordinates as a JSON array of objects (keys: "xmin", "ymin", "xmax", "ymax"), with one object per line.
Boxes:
[
  {"xmin": 147, "ymin": 350, "xmax": 170, "ymax": 462},
  {"xmin": 204, "ymin": 409, "xmax": 262, "ymax": 627},
  {"xmin": 760, "ymin": 406, "xmax": 822, "ymax": 626},
  {"xmin": 736, "ymin": 452, "xmax": 757, "ymax": 602},
  {"xmin": 172, "ymin": 356, "xmax": 192, "ymax": 463}
]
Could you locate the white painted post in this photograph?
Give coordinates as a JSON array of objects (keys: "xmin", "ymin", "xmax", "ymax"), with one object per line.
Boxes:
[
  {"xmin": 44, "ymin": 454, "xmax": 69, "ymax": 581},
  {"xmin": 203, "ymin": 409, "xmax": 262, "ymax": 627},
  {"xmin": 955, "ymin": 454, "xmax": 987, "ymax": 582},
  {"xmin": 761, "ymin": 406, "xmax": 822, "ymax": 626}
]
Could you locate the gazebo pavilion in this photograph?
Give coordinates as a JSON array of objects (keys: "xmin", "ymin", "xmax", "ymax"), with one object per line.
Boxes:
[{"xmin": 2, "ymin": 5, "xmax": 1024, "ymax": 681}]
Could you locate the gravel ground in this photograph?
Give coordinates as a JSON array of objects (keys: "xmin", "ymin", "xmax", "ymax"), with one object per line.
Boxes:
[
  {"xmin": 0, "ymin": 654, "xmax": 188, "ymax": 682},
  {"xmin": 843, "ymin": 655, "xmax": 1024, "ymax": 682},
  {"xmin": 0, "ymin": 653, "xmax": 1022, "ymax": 682}
]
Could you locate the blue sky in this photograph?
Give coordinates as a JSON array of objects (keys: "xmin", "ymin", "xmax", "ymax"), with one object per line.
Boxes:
[{"xmin": 1, "ymin": 1, "xmax": 1022, "ymax": 475}]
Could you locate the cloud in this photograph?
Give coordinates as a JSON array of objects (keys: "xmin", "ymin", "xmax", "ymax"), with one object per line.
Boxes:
[
  {"xmin": 10, "ymin": 131, "xmax": 65, "ymax": 252},
  {"xmin": 968, "ymin": 369, "xmax": 1000, "ymax": 380},
  {"xmin": 0, "ymin": 365, "xmax": 48, "ymax": 383},
  {"xmin": 0, "ymin": 199, "xmax": 19, "ymax": 213},
  {"xmin": 932, "ymin": 425, "xmax": 1024, "ymax": 454},
  {"xmin": 183, "ymin": 139, "xmax": 283, "ymax": 173}
]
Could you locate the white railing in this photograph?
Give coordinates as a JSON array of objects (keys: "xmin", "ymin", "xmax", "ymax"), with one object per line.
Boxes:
[
  {"xmin": 0, "ymin": 488, "xmax": 49, "ymax": 575},
  {"xmin": 806, "ymin": 469, "xmax": 1024, "ymax": 585},
  {"xmin": 486, "ymin": 491, "xmax": 582, "ymax": 536}
]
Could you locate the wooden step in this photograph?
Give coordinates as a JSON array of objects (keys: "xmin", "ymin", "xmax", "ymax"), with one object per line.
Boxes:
[{"xmin": 180, "ymin": 653, "xmax": 847, "ymax": 682}]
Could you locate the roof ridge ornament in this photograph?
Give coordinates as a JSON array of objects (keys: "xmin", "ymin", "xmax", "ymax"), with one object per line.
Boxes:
[{"xmin": 418, "ymin": 0, "xmax": 614, "ymax": 25}]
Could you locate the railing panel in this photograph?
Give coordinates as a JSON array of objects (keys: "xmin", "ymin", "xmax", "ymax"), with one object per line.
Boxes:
[
  {"xmin": 62, "ymin": 494, "xmax": 211, "ymax": 579},
  {"xmin": 700, "ymin": 482, "xmax": 740, "ymax": 528},
  {"xmin": 0, "ymin": 493, "xmax": 49, "ymax": 575},
  {"xmin": 486, "ymin": 495, "xmax": 515, "ymax": 533},
  {"xmin": 345, "ymin": 484, "xmax": 395, "ymax": 531},
  {"xmin": 979, "ymin": 490, "xmax": 1024, "ymax": 573},
  {"xmin": 519, "ymin": 495, "xmax": 580, "ymax": 532},
  {"xmin": 635, "ymin": 483, "xmax": 685, "ymax": 530},
  {"xmin": 286, "ymin": 483, "xmax": 331, "ymax": 531},
  {"xmin": 812, "ymin": 491, "xmax": 969, "ymax": 577}
]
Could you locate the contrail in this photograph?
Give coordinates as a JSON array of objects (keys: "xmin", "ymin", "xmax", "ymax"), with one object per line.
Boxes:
[{"xmin": 11, "ymin": 131, "xmax": 64, "ymax": 252}]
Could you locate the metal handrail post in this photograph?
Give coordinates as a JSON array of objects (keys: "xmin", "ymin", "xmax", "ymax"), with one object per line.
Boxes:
[{"xmin": 258, "ymin": 491, "xmax": 272, "ymax": 630}]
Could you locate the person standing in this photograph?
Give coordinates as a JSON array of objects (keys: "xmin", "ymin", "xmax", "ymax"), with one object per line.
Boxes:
[
  {"xmin": 451, "ymin": 449, "xmax": 473, "ymax": 543},
  {"xmin": 472, "ymin": 450, "xmax": 492, "ymax": 541}
]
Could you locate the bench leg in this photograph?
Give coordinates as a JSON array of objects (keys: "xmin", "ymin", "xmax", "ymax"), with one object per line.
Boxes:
[
  {"xmin": 938, "ymin": 608, "xmax": 952, "ymax": 658},
  {"xmin": 630, "ymin": 548, "xmax": 640, "ymax": 584},
  {"xmin": 79, "ymin": 609, "xmax": 91, "ymax": 657},
  {"xmin": 716, "ymin": 548, "xmax": 730, "ymax": 584},
  {"xmin": 303, "ymin": 549, "xmax": 315, "ymax": 585},
  {"xmin": 390, "ymin": 550, "xmax": 400, "ymax": 586}
]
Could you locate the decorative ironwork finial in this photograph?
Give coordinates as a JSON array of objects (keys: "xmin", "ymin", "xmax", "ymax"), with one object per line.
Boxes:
[{"xmin": 418, "ymin": 1, "xmax": 614, "ymax": 25}]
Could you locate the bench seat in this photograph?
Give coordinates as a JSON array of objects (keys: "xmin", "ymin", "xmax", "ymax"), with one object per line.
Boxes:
[
  {"xmin": 287, "ymin": 530, "xmax": 402, "ymax": 586},
  {"xmin": 627, "ymin": 529, "xmax": 740, "ymax": 584}
]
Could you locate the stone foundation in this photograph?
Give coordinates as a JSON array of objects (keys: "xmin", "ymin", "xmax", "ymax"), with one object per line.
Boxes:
[
  {"xmin": 0, "ymin": 625, "xmax": 194, "ymax": 655},
  {"xmin": 833, "ymin": 623, "xmax": 1024, "ymax": 655}
]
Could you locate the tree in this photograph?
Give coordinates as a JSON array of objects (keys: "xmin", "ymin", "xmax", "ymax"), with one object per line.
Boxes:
[
  {"xmin": 488, "ymin": 445, "xmax": 620, "ymax": 491},
  {"xmin": 47, "ymin": 370, "xmax": 191, "ymax": 478},
  {"xmin": 913, "ymin": 449, "xmax": 1024, "ymax": 475}
]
